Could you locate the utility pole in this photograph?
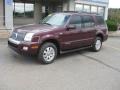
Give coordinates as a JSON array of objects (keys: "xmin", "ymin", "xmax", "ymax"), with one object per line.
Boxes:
[{"xmin": 44, "ymin": 0, "xmax": 49, "ymax": 17}]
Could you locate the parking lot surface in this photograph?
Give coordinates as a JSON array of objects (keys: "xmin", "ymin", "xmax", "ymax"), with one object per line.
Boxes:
[{"xmin": 0, "ymin": 37, "xmax": 120, "ymax": 90}]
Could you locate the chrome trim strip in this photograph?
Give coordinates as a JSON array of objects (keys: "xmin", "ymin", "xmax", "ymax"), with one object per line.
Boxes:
[
  {"xmin": 64, "ymin": 38, "xmax": 94, "ymax": 44},
  {"xmin": 8, "ymin": 38, "xmax": 21, "ymax": 45}
]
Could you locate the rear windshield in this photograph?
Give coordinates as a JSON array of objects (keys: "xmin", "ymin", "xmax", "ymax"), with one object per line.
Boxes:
[{"xmin": 96, "ymin": 16, "xmax": 105, "ymax": 25}]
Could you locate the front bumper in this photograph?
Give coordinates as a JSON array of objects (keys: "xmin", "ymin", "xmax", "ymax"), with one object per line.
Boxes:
[{"xmin": 8, "ymin": 38, "xmax": 39, "ymax": 55}]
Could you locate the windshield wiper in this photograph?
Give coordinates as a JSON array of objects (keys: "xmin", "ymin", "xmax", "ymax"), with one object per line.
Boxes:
[{"xmin": 42, "ymin": 23, "xmax": 52, "ymax": 26}]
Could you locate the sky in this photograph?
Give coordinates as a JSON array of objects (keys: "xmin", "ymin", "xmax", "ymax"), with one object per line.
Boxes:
[{"xmin": 109, "ymin": 0, "xmax": 120, "ymax": 8}]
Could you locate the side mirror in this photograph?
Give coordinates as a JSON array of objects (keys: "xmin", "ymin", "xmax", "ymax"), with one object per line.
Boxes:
[{"xmin": 66, "ymin": 25, "xmax": 76, "ymax": 30}]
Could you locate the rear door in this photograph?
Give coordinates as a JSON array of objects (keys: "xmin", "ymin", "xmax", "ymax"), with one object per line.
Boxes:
[{"xmin": 80, "ymin": 15, "xmax": 96, "ymax": 46}]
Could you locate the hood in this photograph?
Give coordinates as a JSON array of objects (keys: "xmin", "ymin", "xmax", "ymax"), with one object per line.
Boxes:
[{"xmin": 14, "ymin": 24, "xmax": 58, "ymax": 33}]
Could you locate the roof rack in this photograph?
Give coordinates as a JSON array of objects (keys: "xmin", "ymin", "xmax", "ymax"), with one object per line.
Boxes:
[
  {"xmin": 63, "ymin": 11, "xmax": 100, "ymax": 15},
  {"xmin": 63, "ymin": 11, "xmax": 78, "ymax": 13},
  {"xmin": 62, "ymin": 11, "xmax": 103, "ymax": 17},
  {"xmin": 78, "ymin": 11, "xmax": 98, "ymax": 14}
]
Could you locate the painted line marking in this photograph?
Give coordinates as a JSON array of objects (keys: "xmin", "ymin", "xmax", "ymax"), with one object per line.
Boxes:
[
  {"xmin": 82, "ymin": 54, "xmax": 120, "ymax": 73},
  {"xmin": 104, "ymin": 45, "xmax": 120, "ymax": 52}
]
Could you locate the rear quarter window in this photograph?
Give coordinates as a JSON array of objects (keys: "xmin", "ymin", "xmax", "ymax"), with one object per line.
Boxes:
[{"xmin": 96, "ymin": 16, "xmax": 105, "ymax": 25}]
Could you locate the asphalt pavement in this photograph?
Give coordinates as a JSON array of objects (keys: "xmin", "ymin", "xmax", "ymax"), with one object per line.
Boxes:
[{"xmin": 0, "ymin": 37, "xmax": 120, "ymax": 90}]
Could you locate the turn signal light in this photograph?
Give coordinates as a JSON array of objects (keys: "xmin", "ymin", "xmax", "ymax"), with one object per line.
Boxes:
[{"xmin": 31, "ymin": 45, "xmax": 39, "ymax": 49}]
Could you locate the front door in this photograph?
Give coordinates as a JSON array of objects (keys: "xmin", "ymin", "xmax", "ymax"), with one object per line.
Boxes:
[
  {"xmin": 60, "ymin": 15, "xmax": 83, "ymax": 50},
  {"xmin": 80, "ymin": 15, "xmax": 96, "ymax": 46}
]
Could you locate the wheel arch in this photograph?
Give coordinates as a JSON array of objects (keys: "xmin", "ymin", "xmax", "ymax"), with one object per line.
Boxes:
[
  {"xmin": 96, "ymin": 33, "xmax": 104, "ymax": 42},
  {"xmin": 40, "ymin": 39, "xmax": 60, "ymax": 54}
]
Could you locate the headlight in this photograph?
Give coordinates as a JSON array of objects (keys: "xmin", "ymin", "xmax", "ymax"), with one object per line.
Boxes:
[{"xmin": 24, "ymin": 33, "xmax": 34, "ymax": 41}]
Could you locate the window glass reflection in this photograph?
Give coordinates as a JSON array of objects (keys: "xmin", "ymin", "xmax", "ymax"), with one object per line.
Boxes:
[
  {"xmin": 75, "ymin": 3, "xmax": 105, "ymax": 18},
  {"xmin": 14, "ymin": 3, "xmax": 24, "ymax": 17},
  {"xmin": 84, "ymin": 5, "xmax": 90, "ymax": 12},
  {"xmin": 13, "ymin": 2, "xmax": 34, "ymax": 18},
  {"xmin": 75, "ymin": 4, "xmax": 83, "ymax": 12},
  {"xmin": 91, "ymin": 6, "xmax": 97, "ymax": 13},
  {"xmin": 98, "ymin": 7, "xmax": 104, "ymax": 16},
  {"xmin": 25, "ymin": 3, "xmax": 34, "ymax": 18}
]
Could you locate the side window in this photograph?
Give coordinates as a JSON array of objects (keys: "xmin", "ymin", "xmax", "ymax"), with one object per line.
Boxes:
[
  {"xmin": 96, "ymin": 16, "xmax": 105, "ymax": 25},
  {"xmin": 82, "ymin": 15, "xmax": 95, "ymax": 28},
  {"xmin": 69, "ymin": 15, "xmax": 82, "ymax": 28}
]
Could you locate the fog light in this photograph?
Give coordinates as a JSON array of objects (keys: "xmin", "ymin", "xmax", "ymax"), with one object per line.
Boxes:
[{"xmin": 23, "ymin": 46, "xmax": 28, "ymax": 51}]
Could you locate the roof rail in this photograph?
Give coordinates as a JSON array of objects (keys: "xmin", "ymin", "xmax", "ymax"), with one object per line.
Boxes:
[
  {"xmin": 62, "ymin": 11, "xmax": 102, "ymax": 16},
  {"xmin": 78, "ymin": 11, "xmax": 97, "ymax": 14},
  {"xmin": 78, "ymin": 11, "xmax": 103, "ymax": 16},
  {"xmin": 63, "ymin": 11, "xmax": 78, "ymax": 13}
]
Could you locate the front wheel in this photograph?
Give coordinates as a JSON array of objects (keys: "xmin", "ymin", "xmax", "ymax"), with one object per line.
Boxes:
[
  {"xmin": 92, "ymin": 37, "xmax": 102, "ymax": 52},
  {"xmin": 38, "ymin": 43, "xmax": 57, "ymax": 64}
]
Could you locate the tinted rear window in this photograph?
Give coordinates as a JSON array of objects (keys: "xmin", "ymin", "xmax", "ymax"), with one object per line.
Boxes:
[
  {"xmin": 96, "ymin": 16, "xmax": 105, "ymax": 25},
  {"xmin": 82, "ymin": 15, "xmax": 95, "ymax": 28}
]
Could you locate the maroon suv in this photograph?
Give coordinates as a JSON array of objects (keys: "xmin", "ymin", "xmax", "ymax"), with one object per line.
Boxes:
[{"xmin": 8, "ymin": 12, "xmax": 108, "ymax": 64}]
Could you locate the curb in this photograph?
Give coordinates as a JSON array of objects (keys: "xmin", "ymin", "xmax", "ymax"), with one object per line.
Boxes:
[
  {"xmin": 0, "ymin": 30, "xmax": 10, "ymax": 39},
  {"xmin": 108, "ymin": 35, "xmax": 120, "ymax": 37},
  {"xmin": 108, "ymin": 31, "xmax": 120, "ymax": 37},
  {"xmin": 0, "ymin": 38, "xmax": 8, "ymax": 40}
]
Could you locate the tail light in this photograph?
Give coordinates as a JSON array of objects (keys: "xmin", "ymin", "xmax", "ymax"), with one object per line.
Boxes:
[{"xmin": 105, "ymin": 23, "xmax": 109, "ymax": 35}]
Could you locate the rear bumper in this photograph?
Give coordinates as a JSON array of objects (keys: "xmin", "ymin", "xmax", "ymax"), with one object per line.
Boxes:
[
  {"xmin": 8, "ymin": 39, "xmax": 39, "ymax": 55},
  {"xmin": 103, "ymin": 35, "xmax": 108, "ymax": 42}
]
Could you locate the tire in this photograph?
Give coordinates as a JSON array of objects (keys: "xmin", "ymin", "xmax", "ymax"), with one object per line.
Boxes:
[
  {"xmin": 92, "ymin": 37, "xmax": 102, "ymax": 52},
  {"xmin": 38, "ymin": 42, "xmax": 57, "ymax": 64}
]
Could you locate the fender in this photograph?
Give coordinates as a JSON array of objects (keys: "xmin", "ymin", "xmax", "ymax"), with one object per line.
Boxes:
[
  {"xmin": 39, "ymin": 34, "xmax": 60, "ymax": 45},
  {"xmin": 96, "ymin": 30, "xmax": 104, "ymax": 36}
]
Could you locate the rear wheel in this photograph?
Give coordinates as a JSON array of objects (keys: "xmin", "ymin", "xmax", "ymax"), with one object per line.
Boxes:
[
  {"xmin": 92, "ymin": 37, "xmax": 102, "ymax": 52},
  {"xmin": 38, "ymin": 42, "xmax": 57, "ymax": 64}
]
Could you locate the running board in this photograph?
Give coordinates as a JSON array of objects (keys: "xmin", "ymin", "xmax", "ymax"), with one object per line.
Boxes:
[{"xmin": 60, "ymin": 46, "xmax": 92, "ymax": 54}]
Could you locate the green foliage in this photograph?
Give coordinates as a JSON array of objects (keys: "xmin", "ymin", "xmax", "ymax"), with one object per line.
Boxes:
[
  {"xmin": 106, "ymin": 8, "xmax": 120, "ymax": 31},
  {"xmin": 108, "ymin": 9, "xmax": 120, "ymax": 23},
  {"xmin": 106, "ymin": 20, "xmax": 117, "ymax": 31}
]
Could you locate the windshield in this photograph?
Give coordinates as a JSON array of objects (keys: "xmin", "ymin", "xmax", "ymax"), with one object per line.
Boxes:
[{"xmin": 41, "ymin": 14, "xmax": 70, "ymax": 26}]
